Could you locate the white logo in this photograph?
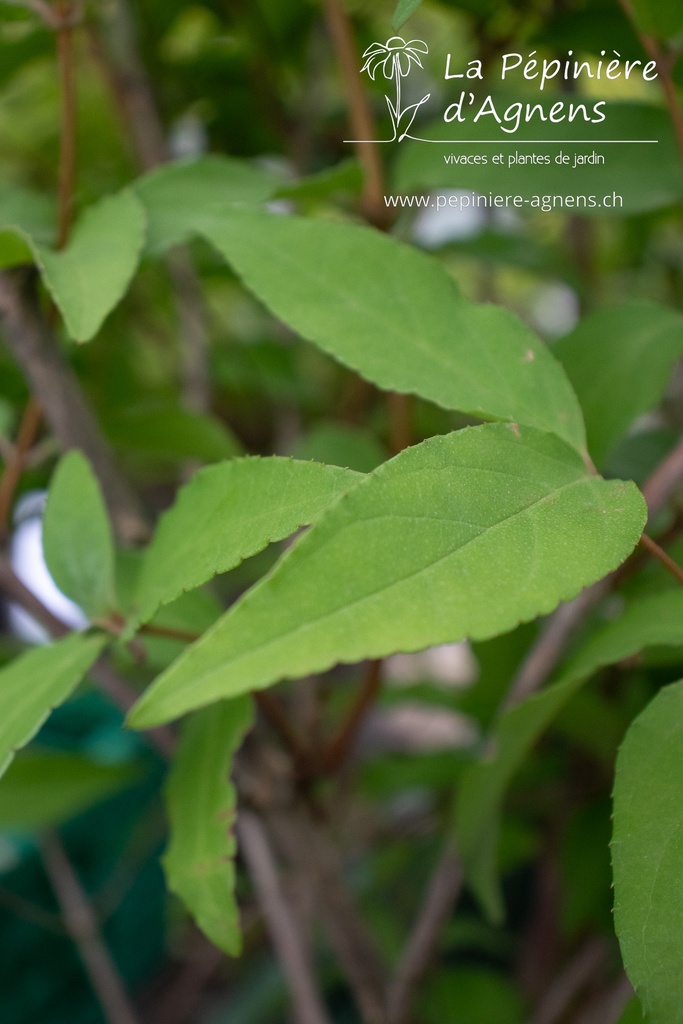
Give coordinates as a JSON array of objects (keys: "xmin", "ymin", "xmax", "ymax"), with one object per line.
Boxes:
[{"xmin": 360, "ymin": 36, "xmax": 431, "ymax": 142}]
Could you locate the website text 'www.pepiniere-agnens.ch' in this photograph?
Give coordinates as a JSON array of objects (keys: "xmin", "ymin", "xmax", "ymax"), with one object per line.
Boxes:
[{"xmin": 385, "ymin": 191, "xmax": 623, "ymax": 212}]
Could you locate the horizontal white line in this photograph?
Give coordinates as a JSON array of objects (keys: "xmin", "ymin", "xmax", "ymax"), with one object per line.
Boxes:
[{"xmin": 345, "ymin": 138, "xmax": 659, "ymax": 144}]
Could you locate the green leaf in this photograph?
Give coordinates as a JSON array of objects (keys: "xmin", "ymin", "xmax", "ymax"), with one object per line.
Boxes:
[
  {"xmin": 420, "ymin": 968, "xmax": 524, "ymax": 1024},
  {"xmin": 0, "ymin": 633, "xmax": 107, "ymax": 778},
  {"xmin": 31, "ymin": 191, "xmax": 146, "ymax": 342},
  {"xmin": 553, "ymin": 301, "xmax": 683, "ymax": 466},
  {"xmin": 0, "ymin": 750, "xmax": 137, "ymax": 830},
  {"xmin": 626, "ymin": 0, "xmax": 683, "ymax": 40},
  {"xmin": 616, "ymin": 999, "xmax": 646, "ymax": 1024},
  {"xmin": 395, "ymin": 104, "xmax": 683, "ymax": 216},
  {"xmin": 291, "ymin": 424, "xmax": 386, "ymax": 473},
  {"xmin": 0, "ymin": 183, "xmax": 55, "ymax": 268},
  {"xmin": 134, "ymin": 457, "xmax": 362, "ymax": 627},
  {"xmin": 392, "ymin": 0, "xmax": 425, "ymax": 29},
  {"xmin": 163, "ymin": 696, "xmax": 253, "ymax": 955},
  {"xmin": 457, "ymin": 588, "xmax": 683, "ymax": 921},
  {"xmin": 104, "ymin": 404, "xmax": 243, "ymax": 463},
  {"xmin": 613, "ymin": 678, "xmax": 683, "ymax": 1023},
  {"xmin": 134, "ymin": 156, "xmax": 280, "ymax": 255},
  {"xmin": 201, "ymin": 209, "xmax": 587, "ymax": 453},
  {"xmin": 43, "ymin": 451, "xmax": 118, "ymax": 619},
  {"xmin": 129, "ymin": 424, "xmax": 645, "ymax": 728}
]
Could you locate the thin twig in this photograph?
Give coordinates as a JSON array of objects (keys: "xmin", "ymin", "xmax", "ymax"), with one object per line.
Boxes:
[
  {"xmin": 0, "ymin": 884, "xmax": 66, "ymax": 934},
  {"xmin": 90, "ymin": 0, "xmax": 211, "ymax": 415},
  {"xmin": 572, "ymin": 973, "xmax": 635, "ymax": 1024},
  {"xmin": 89, "ymin": 659, "xmax": 177, "ymax": 760},
  {"xmin": 641, "ymin": 432, "xmax": 683, "ymax": 519},
  {"xmin": 0, "ymin": 551, "xmax": 70, "ymax": 637},
  {"xmin": 0, "ymin": 268, "xmax": 150, "ymax": 543},
  {"xmin": 506, "ymin": 431, "xmax": 683, "ymax": 707},
  {"xmin": 0, "ymin": 552, "xmax": 176, "ymax": 759},
  {"xmin": 388, "ymin": 393, "xmax": 413, "ymax": 454},
  {"xmin": 530, "ymin": 937, "xmax": 608, "ymax": 1024},
  {"xmin": 321, "ymin": 0, "xmax": 387, "ymax": 226},
  {"xmin": 138, "ymin": 622, "xmax": 201, "ymax": 644},
  {"xmin": 385, "ymin": 841, "xmax": 463, "ymax": 1024},
  {"xmin": 87, "ymin": 0, "xmax": 168, "ymax": 173},
  {"xmin": 42, "ymin": 832, "xmax": 142, "ymax": 1024},
  {"xmin": 267, "ymin": 804, "xmax": 388, "ymax": 1024},
  {"xmin": 236, "ymin": 811, "xmax": 332, "ymax": 1024},
  {"xmin": 639, "ymin": 533, "xmax": 683, "ymax": 586},
  {"xmin": 55, "ymin": 0, "xmax": 77, "ymax": 249},
  {"xmin": 324, "ymin": 660, "xmax": 382, "ymax": 773},
  {"xmin": 504, "ymin": 587, "xmax": 607, "ymax": 710},
  {"xmin": 254, "ymin": 691, "xmax": 313, "ymax": 766},
  {"xmin": 617, "ymin": 0, "xmax": 683, "ymax": 168},
  {"xmin": 0, "ymin": 0, "xmax": 81, "ymax": 28},
  {"xmin": 0, "ymin": 396, "xmax": 42, "ymax": 539}
]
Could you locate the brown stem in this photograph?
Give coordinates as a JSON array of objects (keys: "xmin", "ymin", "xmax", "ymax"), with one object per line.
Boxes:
[
  {"xmin": 55, "ymin": 0, "xmax": 77, "ymax": 249},
  {"xmin": 42, "ymin": 832, "xmax": 142, "ymax": 1024},
  {"xmin": 0, "ymin": 268, "xmax": 149, "ymax": 543},
  {"xmin": 135, "ymin": 621, "xmax": 313, "ymax": 766},
  {"xmin": 639, "ymin": 533, "xmax": 683, "ymax": 586},
  {"xmin": 267, "ymin": 805, "xmax": 387, "ymax": 1024},
  {"xmin": 166, "ymin": 249, "xmax": 211, "ymax": 415},
  {"xmin": 324, "ymin": 659, "xmax": 382, "ymax": 773},
  {"xmin": 530, "ymin": 937, "xmax": 608, "ymax": 1024},
  {"xmin": 0, "ymin": 396, "xmax": 42, "ymax": 539},
  {"xmin": 385, "ymin": 841, "xmax": 464, "ymax": 1024},
  {"xmin": 138, "ymin": 622, "xmax": 200, "ymax": 644},
  {"xmin": 236, "ymin": 811, "xmax": 332, "ymax": 1024},
  {"xmin": 641, "ymin": 433, "xmax": 683, "ymax": 519},
  {"xmin": 254, "ymin": 691, "xmax": 313, "ymax": 767},
  {"xmin": 321, "ymin": 0, "xmax": 388, "ymax": 226},
  {"xmin": 89, "ymin": 659, "xmax": 177, "ymax": 760},
  {"xmin": 617, "ymin": 0, "xmax": 683, "ymax": 168},
  {"xmin": 89, "ymin": 0, "xmax": 211, "ymax": 415},
  {"xmin": 0, "ymin": 551, "xmax": 70, "ymax": 637},
  {"xmin": 87, "ymin": 0, "xmax": 167, "ymax": 172},
  {"xmin": 571, "ymin": 973, "xmax": 634, "ymax": 1024},
  {"xmin": 388, "ymin": 393, "xmax": 413, "ymax": 455},
  {"xmin": 0, "ymin": 0, "xmax": 61, "ymax": 27}
]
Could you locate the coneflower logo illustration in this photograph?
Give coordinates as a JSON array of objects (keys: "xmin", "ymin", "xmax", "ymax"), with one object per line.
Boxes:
[{"xmin": 361, "ymin": 37, "xmax": 430, "ymax": 142}]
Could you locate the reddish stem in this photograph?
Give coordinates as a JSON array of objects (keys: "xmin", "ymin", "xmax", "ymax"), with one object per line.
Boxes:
[
  {"xmin": 324, "ymin": 660, "xmax": 382, "ymax": 772},
  {"xmin": 55, "ymin": 0, "xmax": 78, "ymax": 249}
]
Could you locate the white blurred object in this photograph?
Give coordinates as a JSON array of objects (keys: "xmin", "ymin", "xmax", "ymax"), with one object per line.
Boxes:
[
  {"xmin": 385, "ymin": 642, "xmax": 477, "ymax": 689},
  {"xmin": 411, "ymin": 190, "xmax": 487, "ymax": 247},
  {"xmin": 359, "ymin": 703, "xmax": 479, "ymax": 755},
  {"xmin": 7, "ymin": 490, "xmax": 88, "ymax": 644},
  {"xmin": 531, "ymin": 282, "xmax": 580, "ymax": 337},
  {"xmin": 169, "ymin": 113, "xmax": 208, "ymax": 159}
]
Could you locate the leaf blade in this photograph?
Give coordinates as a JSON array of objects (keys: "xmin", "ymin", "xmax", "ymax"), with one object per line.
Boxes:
[
  {"xmin": 32, "ymin": 191, "xmax": 146, "ymax": 343},
  {"xmin": 163, "ymin": 697, "xmax": 253, "ymax": 955},
  {"xmin": 134, "ymin": 457, "xmax": 362, "ymax": 626},
  {"xmin": 130, "ymin": 424, "xmax": 645, "ymax": 728},
  {"xmin": 392, "ymin": 0, "xmax": 425, "ymax": 29},
  {"xmin": 613, "ymin": 678, "xmax": 683, "ymax": 1023},
  {"xmin": 201, "ymin": 209, "xmax": 587, "ymax": 453},
  {"xmin": 0, "ymin": 633, "xmax": 107, "ymax": 779},
  {"xmin": 43, "ymin": 451, "xmax": 118, "ymax": 620},
  {"xmin": 457, "ymin": 588, "xmax": 683, "ymax": 920},
  {"xmin": 0, "ymin": 750, "xmax": 137, "ymax": 830},
  {"xmin": 553, "ymin": 301, "xmax": 683, "ymax": 467},
  {"xmin": 134, "ymin": 156, "xmax": 280, "ymax": 254}
]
